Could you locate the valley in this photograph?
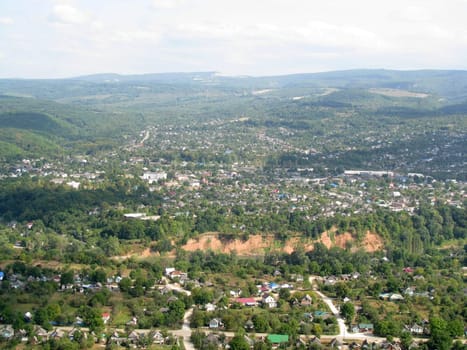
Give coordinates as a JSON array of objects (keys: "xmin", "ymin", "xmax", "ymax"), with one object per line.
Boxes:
[{"xmin": 0, "ymin": 70, "xmax": 465, "ymax": 350}]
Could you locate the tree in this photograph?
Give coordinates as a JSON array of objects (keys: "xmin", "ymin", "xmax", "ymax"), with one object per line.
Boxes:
[
  {"xmin": 374, "ymin": 319, "xmax": 401, "ymax": 337},
  {"xmin": 78, "ymin": 306, "xmax": 104, "ymax": 334},
  {"xmin": 192, "ymin": 288, "xmax": 213, "ymax": 305},
  {"xmin": 89, "ymin": 268, "xmax": 107, "ymax": 283},
  {"xmin": 448, "ymin": 318, "xmax": 464, "ymax": 337},
  {"xmin": 400, "ymin": 331, "xmax": 413, "ymax": 350},
  {"xmin": 34, "ymin": 308, "xmax": 51, "ymax": 330},
  {"xmin": 451, "ymin": 341, "xmax": 467, "ymax": 350},
  {"xmin": 279, "ymin": 288, "xmax": 291, "ymax": 301},
  {"xmin": 254, "ymin": 339, "xmax": 272, "ymax": 350},
  {"xmin": 46, "ymin": 303, "xmax": 61, "ymax": 321},
  {"xmin": 427, "ymin": 317, "xmax": 452, "ymax": 350},
  {"xmin": 190, "ymin": 330, "xmax": 206, "ymax": 349},
  {"xmin": 60, "ymin": 270, "xmax": 74, "ymax": 286},
  {"xmin": 340, "ymin": 302, "xmax": 355, "ymax": 324},
  {"xmin": 335, "ymin": 283, "xmax": 350, "ymax": 298},
  {"xmin": 252, "ymin": 314, "xmax": 269, "ymax": 333},
  {"xmin": 119, "ymin": 277, "xmax": 132, "ymax": 293},
  {"xmin": 190, "ymin": 309, "xmax": 206, "ymax": 328},
  {"xmin": 229, "ymin": 335, "xmax": 250, "ymax": 350}
]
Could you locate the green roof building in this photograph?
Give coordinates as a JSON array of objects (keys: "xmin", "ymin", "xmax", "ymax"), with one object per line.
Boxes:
[{"xmin": 267, "ymin": 334, "xmax": 289, "ymax": 344}]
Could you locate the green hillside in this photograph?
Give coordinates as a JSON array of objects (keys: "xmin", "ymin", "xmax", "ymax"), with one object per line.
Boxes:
[
  {"xmin": 0, "ymin": 112, "xmax": 69, "ymax": 135},
  {"xmin": 0, "ymin": 129, "xmax": 62, "ymax": 159}
]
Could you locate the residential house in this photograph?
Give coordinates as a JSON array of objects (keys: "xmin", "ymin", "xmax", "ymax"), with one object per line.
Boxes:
[
  {"xmin": 167, "ymin": 296, "xmax": 179, "ymax": 303},
  {"xmin": 379, "ymin": 293, "xmax": 405, "ymax": 301},
  {"xmin": 204, "ymin": 333, "xmax": 221, "ymax": 348},
  {"xmin": 310, "ymin": 336, "xmax": 321, "ymax": 346},
  {"xmin": 230, "ymin": 289, "xmax": 241, "ymax": 298},
  {"xmin": 17, "ymin": 328, "xmax": 28, "ymax": 343},
  {"xmin": 301, "ymin": 294, "xmax": 312, "ymax": 306},
  {"xmin": 0, "ymin": 325, "xmax": 14, "ymax": 340},
  {"xmin": 204, "ymin": 303, "xmax": 216, "ymax": 312},
  {"xmin": 389, "ymin": 293, "xmax": 405, "ymax": 301},
  {"xmin": 165, "ymin": 267, "xmax": 176, "ymax": 276},
  {"xmin": 128, "ymin": 331, "xmax": 140, "ymax": 344},
  {"xmin": 267, "ymin": 334, "xmax": 289, "ymax": 347},
  {"xmin": 126, "ymin": 316, "xmax": 138, "ymax": 326},
  {"xmin": 168, "ymin": 270, "xmax": 188, "ymax": 281},
  {"xmin": 295, "ymin": 338, "xmax": 307, "ymax": 349},
  {"xmin": 292, "ymin": 274, "xmax": 304, "ymax": 282},
  {"xmin": 244, "ymin": 320, "xmax": 254, "ymax": 331},
  {"xmin": 380, "ymin": 341, "xmax": 402, "ymax": 350},
  {"xmin": 150, "ymin": 331, "xmax": 165, "ymax": 344},
  {"xmin": 109, "ymin": 331, "xmax": 126, "ymax": 346},
  {"xmin": 268, "ymin": 282, "xmax": 279, "ymax": 291},
  {"xmin": 262, "ymin": 294, "xmax": 277, "ymax": 308},
  {"xmin": 349, "ymin": 342, "xmax": 361, "ymax": 349},
  {"xmin": 141, "ymin": 172, "xmax": 167, "ymax": 184},
  {"xmin": 209, "ymin": 318, "xmax": 223, "ymax": 329},
  {"xmin": 235, "ymin": 297, "xmax": 258, "ymax": 307},
  {"xmin": 34, "ymin": 326, "xmax": 49, "ymax": 340},
  {"xmin": 102, "ymin": 312, "xmax": 111, "ymax": 325},
  {"xmin": 49, "ymin": 329, "xmax": 65, "ymax": 340},
  {"xmin": 352, "ymin": 323, "xmax": 374, "ymax": 333},
  {"xmin": 68, "ymin": 328, "xmax": 86, "ymax": 341},
  {"xmin": 329, "ymin": 338, "xmax": 342, "ymax": 349},
  {"xmin": 325, "ymin": 276, "xmax": 338, "ymax": 286},
  {"xmin": 74, "ymin": 317, "xmax": 85, "ymax": 326},
  {"xmin": 314, "ymin": 310, "xmax": 329, "ymax": 319},
  {"xmin": 406, "ymin": 324, "xmax": 424, "ymax": 335}
]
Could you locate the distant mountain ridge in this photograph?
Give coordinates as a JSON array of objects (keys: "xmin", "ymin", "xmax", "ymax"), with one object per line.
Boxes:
[
  {"xmin": 68, "ymin": 69, "xmax": 467, "ymax": 101},
  {"xmin": 71, "ymin": 71, "xmax": 218, "ymax": 83},
  {"xmin": 2, "ymin": 68, "xmax": 467, "ymax": 100}
]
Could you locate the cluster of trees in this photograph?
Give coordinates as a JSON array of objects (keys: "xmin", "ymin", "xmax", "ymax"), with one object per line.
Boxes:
[{"xmin": 1, "ymin": 176, "xmax": 465, "ymax": 259}]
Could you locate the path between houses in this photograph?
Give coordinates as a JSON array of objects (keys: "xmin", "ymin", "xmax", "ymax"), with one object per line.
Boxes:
[
  {"xmin": 309, "ymin": 275, "xmax": 387, "ymax": 343},
  {"xmin": 171, "ymin": 307, "xmax": 195, "ymax": 350}
]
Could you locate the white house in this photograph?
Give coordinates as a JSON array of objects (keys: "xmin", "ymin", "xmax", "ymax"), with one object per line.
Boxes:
[
  {"xmin": 141, "ymin": 172, "xmax": 167, "ymax": 184},
  {"xmin": 209, "ymin": 318, "xmax": 223, "ymax": 329},
  {"xmin": 408, "ymin": 324, "xmax": 424, "ymax": 335},
  {"xmin": 205, "ymin": 303, "xmax": 217, "ymax": 312},
  {"xmin": 262, "ymin": 294, "xmax": 277, "ymax": 308}
]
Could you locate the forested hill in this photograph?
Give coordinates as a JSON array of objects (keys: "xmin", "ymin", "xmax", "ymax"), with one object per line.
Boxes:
[{"xmin": 0, "ymin": 69, "xmax": 466, "ymax": 179}]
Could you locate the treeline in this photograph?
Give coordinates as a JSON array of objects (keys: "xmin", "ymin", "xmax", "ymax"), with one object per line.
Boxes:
[{"xmin": 0, "ymin": 178, "xmax": 465, "ymax": 264}]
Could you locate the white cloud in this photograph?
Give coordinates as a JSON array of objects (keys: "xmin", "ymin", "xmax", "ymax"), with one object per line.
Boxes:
[
  {"xmin": 398, "ymin": 6, "xmax": 433, "ymax": 22},
  {"xmin": 152, "ymin": 0, "xmax": 184, "ymax": 9},
  {"xmin": 49, "ymin": 4, "xmax": 89, "ymax": 24},
  {"xmin": 0, "ymin": 17, "xmax": 14, "ymax": 25},
  {"xmin": 167, "ymin": 19, "xmax": 386, "ymax": 54},
  {"xmin": 2, "ymin": 0, "xmax": 467, "ymax": 78},
  {"xmin": 109, "ymin": 29, "xmax": 161, "ymax": 43}
]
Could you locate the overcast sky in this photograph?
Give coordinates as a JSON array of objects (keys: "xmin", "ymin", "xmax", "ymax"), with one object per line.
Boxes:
[{"xmin": 1, "ymin": 0, "xmax": 467, "ymax": 78}]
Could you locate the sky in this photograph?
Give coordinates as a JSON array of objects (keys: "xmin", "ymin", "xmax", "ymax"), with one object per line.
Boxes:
[{"xmin": 1, "ymin": 0, "xmax": 467, "ymax": 78}]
